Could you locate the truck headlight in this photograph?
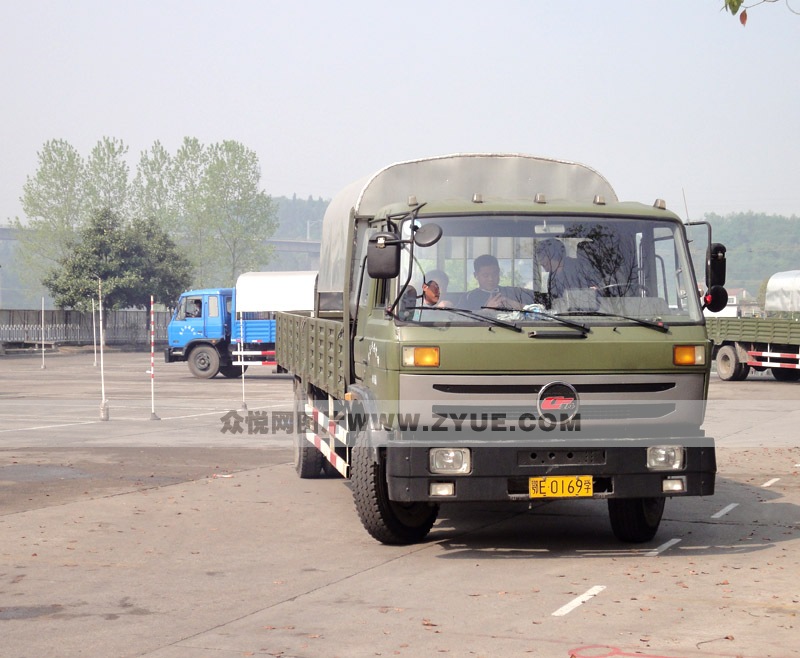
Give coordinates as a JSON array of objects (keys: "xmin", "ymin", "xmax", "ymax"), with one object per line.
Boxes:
[
  {"xmin": 429, "ymin": 448, "xmax": 471, "ymax": 474},
  {"xmin": 647, "ymin": 445, "xmax": 685, "ymax": 471},
  {"xmin": 673, "ymin": 345, "xmax": 705, "ymax": 366},
  {"xmin": 402, "ymin": 346, "xmax": 440, "ymax": 367}
]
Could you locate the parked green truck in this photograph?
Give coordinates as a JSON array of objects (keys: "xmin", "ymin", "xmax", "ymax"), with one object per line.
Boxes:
[
  {"xmin": 276, "ymin": 153, "xmax": 728, "ymax": 545},
  {"xmin": 707, "ymin": 270, "xmax": 800, "ymax": 381}
]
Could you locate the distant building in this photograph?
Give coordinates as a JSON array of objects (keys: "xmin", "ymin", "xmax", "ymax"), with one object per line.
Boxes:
[{"xmin": 704, "ymin": 287, "xmax": 761, "ymax": 318}]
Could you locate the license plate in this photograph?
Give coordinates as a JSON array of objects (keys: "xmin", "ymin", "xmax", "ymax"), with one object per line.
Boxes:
[{"xmin": 529, "ymin": 475, "xmax": 593, "ymax": 498}]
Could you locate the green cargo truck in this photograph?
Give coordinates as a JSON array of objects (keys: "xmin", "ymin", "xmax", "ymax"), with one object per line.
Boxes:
[
  {"xmin": 276, "ymin": 153, "xmax": 728, "ymax": 545},
  {"xmin": 707, "ymin": 270, "xmax": 800, "ymax": 382}
]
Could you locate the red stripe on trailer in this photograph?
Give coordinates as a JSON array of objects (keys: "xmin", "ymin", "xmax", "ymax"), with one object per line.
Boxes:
[
  {"xmin": 231, "ymin": 350, "xmax": 276, "ymax": 356},
  {"xmin": 308, "ymin": 431, "xmax": 348, "ymax": 476},
  {"xmin": 748, "ymin": 350, "xmax": 800, "ymax": 359},
  {"xmin": 747, "ymin": 360, "xmax": 800, "ymax": 369}
]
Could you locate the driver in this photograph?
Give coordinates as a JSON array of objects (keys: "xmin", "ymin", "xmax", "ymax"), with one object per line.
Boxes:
[
  {"xmin": 463, "ymin": 254, "xmax": 531, "ymax": 311},
  {"xmin": 421, "ymin": 269, "xmax": 452, "ymax": 308},
  {"xmin": 536, "ymin": 238, "xmax": 571, "ymax": 298}
]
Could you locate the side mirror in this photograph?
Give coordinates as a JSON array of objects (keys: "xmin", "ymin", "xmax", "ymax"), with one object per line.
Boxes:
[
  {"xmin": 703, "ymin": 285, "xmax": 729, "ymax": 313},
  {"xmin": 413, "ymin": 223, "xmax": 442, "ymax": 248},
  {"xmin": 707, "ymin": 243, "xmax": 726, "ymax": 288},
  {"xmin": 367, "ymin": 232, "xmax": 401, "ymax": 279}
]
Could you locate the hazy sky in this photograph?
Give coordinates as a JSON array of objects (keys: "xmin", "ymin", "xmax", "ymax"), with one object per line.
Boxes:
[{"xmin": 2, "ymin": 1, "xmax": 799, "ymax": 224}]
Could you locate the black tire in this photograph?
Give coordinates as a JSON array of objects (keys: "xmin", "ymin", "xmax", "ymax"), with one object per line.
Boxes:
[
  {"xmin": 771, "ymin": 367, "xmax": 800, "ymax": 382},
  {"xmin": 716, "ymin": 345, "xmax": 748, "ymax": 381},
  {"xmin": 608, "ymin": 497, "xmax": 665, "ymax": 543},
  {"xmin": 187, "ymin": 345, "xmax": 220, "ymax": 379},
  {"xmin": 293, "ymin": 379, "xmax": 323, "ymax": 478},
  {"xmin": 351, "ymin": 433, "xmax": 439, "ymax": 545},
  {"xmin": 321, "ymin": 459, "xmax": 343, "ymax": 478},
  {"xmin": 219, "ymin": 365, "xmax": 248, "ymax": 378}
]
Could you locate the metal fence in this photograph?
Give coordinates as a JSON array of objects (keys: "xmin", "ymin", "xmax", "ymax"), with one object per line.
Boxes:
[{"xmin": 0, "ymin": 309, "xmax": 171, "ymax": 346}]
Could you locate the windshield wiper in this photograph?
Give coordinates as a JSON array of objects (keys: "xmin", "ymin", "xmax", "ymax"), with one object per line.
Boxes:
[
  {"xmin": 520, "ymin": 308, "xmax": 591, "ymax": 335},
  {"xmin": 409, "ymin": 305, "xmax": 523, "ymax": 333},
  {"xmin": 558, "ymin": 311, "xmax": 670, "ymax": 333}
]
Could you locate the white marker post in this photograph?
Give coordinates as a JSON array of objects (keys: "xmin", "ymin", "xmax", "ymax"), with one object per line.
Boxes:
[
  {"xmin": 40, "ymin": 297, "xmax": 46, "ymax": 369},
  {"xmin": 92, "ymin": 298, "xmax": 98, "ymax": 367},
  {"xmin": 239, "ymin": 312, "xmax": 247, "ymax": 412},
  {"xmin": 98, "ymin": 279, "xmax": 109, "ymax": 421},
  {"xmin": 149, "ymin": 295, "xmax": 160, "ymax": 420}
]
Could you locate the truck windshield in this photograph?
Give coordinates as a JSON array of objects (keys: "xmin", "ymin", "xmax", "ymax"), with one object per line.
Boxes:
[{"xmin": 397, "ymin": 214, "xmax": 703, "ymax": 326}]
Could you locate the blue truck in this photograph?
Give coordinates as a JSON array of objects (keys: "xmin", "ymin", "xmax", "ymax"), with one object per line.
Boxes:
[{"xmin": 165, "ymin": 271, "xmax": 316, "ymax": 379}]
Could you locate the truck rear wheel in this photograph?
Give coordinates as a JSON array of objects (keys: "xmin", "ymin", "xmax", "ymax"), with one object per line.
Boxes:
[
  {"xmin": 351, "ymin": 438, "xmax": 439, "ymax": 545},
  {"xmin": 716, "ymin": 345, "xmax": 749, "ymax": 381},
  {"xmin": 771, "ymin": 367, "xmax": 800, "ymax": 382},
  {"xmin": 294, "ymin": 439, "xmax": 324, "ymax": 478},
  {"xmin": 220, "ymin": 365, "xmax": 247, "ymax": 378},
  {"xmin": 608, "ymin": 497, "xmax": 665, "ymax": 543},
  {"xmin": 293, "ymin": 379, "xmax": 324, "ymax": 478},
  {"xmin": 188, "ymin": 346, "xmax": 220, "ymax": 379}
]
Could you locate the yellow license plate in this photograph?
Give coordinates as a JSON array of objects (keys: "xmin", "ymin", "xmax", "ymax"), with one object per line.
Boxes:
[{"xmin": 529, "ymin": 475, "xmax": 593, "ymax": 498}]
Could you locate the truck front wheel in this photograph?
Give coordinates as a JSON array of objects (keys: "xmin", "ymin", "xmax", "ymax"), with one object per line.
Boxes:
[
  {"xmin": 351, "ymin": 439, "xmax": 439, "ymax": 545},
  {"xmin": 188, "ymin": 346, "xmax": 220, "ymax": 379},
  {"xmin": 716, "ymin": 345, "xmax": 749, "ymax": 381},
  {"xmin": 608, "ymin": 497, "xmax": 665, "ymax": 543}
]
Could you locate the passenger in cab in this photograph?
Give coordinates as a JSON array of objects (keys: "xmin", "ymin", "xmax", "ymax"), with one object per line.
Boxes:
[{"xmin": 463, "ymin": 254, "xmax": 532, "ymax": 311}]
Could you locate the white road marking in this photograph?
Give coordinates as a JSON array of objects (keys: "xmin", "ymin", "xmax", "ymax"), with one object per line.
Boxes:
[
  {"xmin": 645, "ymin": 537, "xmax": 681, "ymax": 557},
  {"xmin": 762, "ymin": 478, "xmax": 780, "ymax": 488},
  {"xmin": 551, "ymin": 585, "xmax": 605, "ymax": 616},
  {"xmin": 0, "ymin": 421, "xmax": 97, "ymax": 433},
  {"xmin": 711, "ymin": 503, "xmax": 739, "ymax": 519}
]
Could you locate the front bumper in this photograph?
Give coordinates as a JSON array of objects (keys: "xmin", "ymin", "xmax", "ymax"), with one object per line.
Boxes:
[
  {"xmin": 385, "ymin": 443, "xmax": 716, "ymax": 502},
  {"xmin": 164, "ymin": 347, "xmax": 184, "ymax": 363}
]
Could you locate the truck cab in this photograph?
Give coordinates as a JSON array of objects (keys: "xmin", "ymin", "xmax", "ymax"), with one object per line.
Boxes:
[{"xmin": 165, "ymin": 288, "xmax": 234, "ymax": 377}]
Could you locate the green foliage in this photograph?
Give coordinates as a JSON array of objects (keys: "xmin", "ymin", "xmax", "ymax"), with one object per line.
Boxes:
[
  {"xmin": 43, "ymin": 209, "xmax": 192, "ymax": 310},
  {"xmin": 273, "ymin": 194, "xmax": 328, "ymax": 240},
  {"xmin": 192, "ymin": 141, "xmax": 278, "ymax": 285},
  {"xmin": 721, "ymin": 0, "xmax": 799, "ymax": 25},
  {"xmin": 15, "ymin": 136, "xmax": 279, "ymax": 296},
  {"xmin": 723, "ymin": 0, "xmax": 744, "ymax": 15},
  {"xmin": 85, "ymin": 137, "xmax": 130, "ymax": 216},
  {"xmin": 12, "ymin": 140, "xmax": 87, "ymax": 289},
  {"xmin": 130, "ymin": 140, "xmax": 174, "ymax": 227},
  {"xmin": 705, "ymin": 211, "xmax": 800, "ymax": 293}
]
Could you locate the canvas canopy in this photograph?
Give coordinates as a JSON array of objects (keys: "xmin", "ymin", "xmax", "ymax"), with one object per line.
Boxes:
[
  {"xmin": 317, "ymin": 153, "xmax": 618, "ymax": 295},
  {"xmin": 234, "ymin": 271, "xmax": 317, "ymax": 313},
  {"xmin": 765, "ymin": 270, "xmax": 800, "ymax": 312}
]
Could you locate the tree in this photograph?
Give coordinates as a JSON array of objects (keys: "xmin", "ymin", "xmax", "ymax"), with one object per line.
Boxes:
[
  {"xmin": 15, "ymin": 136, "xmax": 277, "ymax": 295},
  {"xmin": 723, "ymin": 0, "xmax": 800, "ymax": 26},
  {"xmin": 193, "ymin": 141, "xmax": 277, "ymax": 284},
  {"xmin": 130, "ymin": 140, "xmax": 174, "ymax": 227},
  {"xmin": 170, "ymin": 137, "xmax": 208, "ymax": 244},
  {"xmin": 85, "ymin": 137, "xmax": 130, "ymax": 216},
  {"xmin": 121, "ymin": 215, "xmax": 193, "ymax": 308},
  {"xmin": 13, "ymin": 137, "xmax": 134, "ymax": 293},
  {"xmin": 12, "ymin": 139, "xmax": 87, "ymax": 289},
  {"xmin": 43, "ymin": 208, "xmax": 191, "ymax": 310}
]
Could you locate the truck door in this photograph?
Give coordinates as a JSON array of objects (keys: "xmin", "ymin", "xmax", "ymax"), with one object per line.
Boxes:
[
  {"xmin": 203, "ymin": 294, "xmax": 226, "ymax": 341},
  {"xmin": 168, "ymin": 294, "xmax": 207, "ymax": 348}
]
